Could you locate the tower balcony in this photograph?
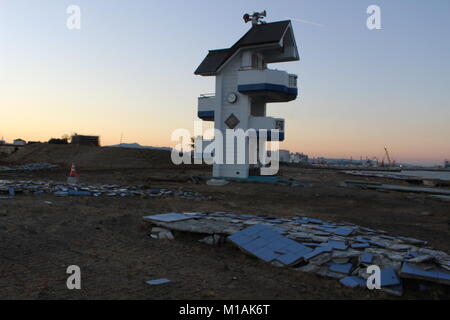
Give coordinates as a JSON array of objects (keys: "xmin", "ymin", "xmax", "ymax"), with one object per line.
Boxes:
[
  {"xmin": 197, "ymin": 93, "xmax": 215, "ymax": 121},
  {"xmin": 249, "ymin": 116, "xmax": 285, "ymax": 141},
  {"xmin": 237, "ymin": 68, "xmax": 298, "ymax": 102}
]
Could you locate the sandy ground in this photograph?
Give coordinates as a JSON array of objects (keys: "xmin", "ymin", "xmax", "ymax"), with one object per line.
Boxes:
[{"xmin": 1, "ymin": 162, "xmax": 449, "ymax": 300}]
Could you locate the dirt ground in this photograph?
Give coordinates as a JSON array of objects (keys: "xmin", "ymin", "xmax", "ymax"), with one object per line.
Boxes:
[{"xmin": 1, "ymin": 147, "xmax": 450, "ymax": 299}]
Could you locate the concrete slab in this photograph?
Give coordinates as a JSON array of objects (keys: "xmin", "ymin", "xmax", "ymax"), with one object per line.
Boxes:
[
  {"xmin": 380, "ymin": 268, "xmax": 401, "ymax": 287},
  {"xmin": 323, "ymin": 240, "xmax": 348, "ymax": 251},
  {"xmin": 146, "ymin": 278, "xmax": 171, "ymax": 285},
  {"xmin": 360, "ymin": 252, "xmax": 374, "ymax": 264},
  {"xmin": 340, "ymin": 276, "xmax": 366, "ymax": 288},
  {"xmin": 352, "ymin": 243, "xmax": 370, "ymax": 249},
  {"xmin": 143, "ymin": 213, "xmax": 196, "ymax": 223},
  {"xmin": 304, "ymin": 247, "xmax": 332, "ymax": 260},
  {"xmin": 400, "ymin": 262, "xmax": 450, "ymax": 285},
  {"xmin": 228, "ymin": 225, "xmax": 313, "ymax": 266},
  {"xmin": 329, "ymin": 263, "xmax": 353, "ymax": 275}
]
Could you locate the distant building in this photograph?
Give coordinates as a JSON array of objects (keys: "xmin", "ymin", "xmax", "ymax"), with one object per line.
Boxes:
[
  {"xmin": 48, "ymin": 138, "xmax": 68, "ymax": 145},
  {"xmin": 445, "ymin": 160, "xmax": 449, "ymax": 169},
  {"xmin": 0, "ymin": 145, "xmax": 18, "ymax": 154},
  {"xmin": 13, "ymin": 139, "xmax": 26, "ymax": 146},
  {"xmin": 291, "ymin": 152, "xmax": 308, "ymax": 163},
  {"xmin": 0, "ymin": 139, "xmax": 5, "ymax": 145},
  {"xmin": 279, "ymin": 150, "xmax": 291, "ymax": 163},
  {"xmin": 71, "ymin": 134, "xmax": 100, "ymax": 146}
]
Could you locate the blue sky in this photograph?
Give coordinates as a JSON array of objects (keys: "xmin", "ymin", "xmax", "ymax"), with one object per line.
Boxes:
[{"xmin": 0, "ymin": 0, "xmax": 449, "ymax": 164}]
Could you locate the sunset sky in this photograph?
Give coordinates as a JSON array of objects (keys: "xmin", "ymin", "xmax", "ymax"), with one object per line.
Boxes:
[{"xmin": 0, "ymin": 0, "xmax": 449, "ymax": 165}]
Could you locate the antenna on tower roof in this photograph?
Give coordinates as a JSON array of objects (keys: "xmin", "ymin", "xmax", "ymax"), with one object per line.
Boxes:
[{"xmin": 243, "ymin": 10, "xmax": 267, "ymax": 25}]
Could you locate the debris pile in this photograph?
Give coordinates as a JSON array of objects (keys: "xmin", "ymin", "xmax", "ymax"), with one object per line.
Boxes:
[
  {"xmin": 143, "ymin": 212, "xmax": 450, "ymax": 296},
  {"xmin": 0, "ymin": 162, "xmax": 58, "ymax": 172},
  {"xmin": 0, "ymin": 180, "xmax": 208, "ymax": 200}
]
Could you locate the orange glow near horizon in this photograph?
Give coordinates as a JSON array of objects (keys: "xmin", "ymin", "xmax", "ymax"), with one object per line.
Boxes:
[
  {"xmin": 1, "ymin": 114, "xmax": 447, "ymax": 166},
  {"xmin": 0, "ymin": 79, "xmax": 447, "ymax": 165}
]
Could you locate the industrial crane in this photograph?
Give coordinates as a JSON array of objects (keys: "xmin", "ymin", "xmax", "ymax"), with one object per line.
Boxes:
[{"xmin": 384, "ymin": 147, "xmax": 395, "ymax": 167}]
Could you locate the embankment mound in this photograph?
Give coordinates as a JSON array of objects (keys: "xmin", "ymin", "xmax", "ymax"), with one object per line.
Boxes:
[{"xmin": 5, "ymin": 143, "xmax": 176, "ymax": 170}]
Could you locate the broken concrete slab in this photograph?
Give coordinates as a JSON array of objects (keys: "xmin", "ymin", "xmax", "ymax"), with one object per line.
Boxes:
[
  {"xmin": 400, "ymin": 262, "xmax": 450, "ymax": 285},
  {"xmin": 380, "ymin": 268, "xmax": 401, "ymax": 287},
  {"xmin": 331, "ymin": 249, "xmax": 361, "ymax": 260},
  {"xmin": 378, "ymin": 268, "xmax": 403, "ymax": 296},
  {"xmin": 303, "ymin": 247, "xmax": 332, "ymax": 261},
  {"xmin": 407, "ymin": 255, "xmax": 434, "ymax": 264},
  {"xmin": 150, "ymin": 227, "xmax": 174, "ymax": 240},
  {"xmin": 397, "ymin": 236, "xmax": 428, "ymax": 246},
  {"xmin": 369, "ymin": 240, "xmax": 389, "ymax": 248},
  {"xmin": 331, "ymin": 227, "xmax": 356, "ymax": 237},
  {"xmin": 387, "ymin": 244, "xmax": 412, "ymax": 251},
  {"xmin": 228, "ymin": 225, "xmax": 313, "ymax": 266},
  {"xmin": 146, "ymin": 218, "xmax": 242, "ymax": 235},
  {"xmin": 317, "ymin": 266, "xmax": 347, "ymax": 279},
  {"xmin": 199, "ymin": 234, "xmax": 226, "ymax": 245},
  {"xmin": 142, "ymin": 211, "xmax": 450, "ymax": 293},
  {"xmin": 144, "ymin": 213, "xmax": 198, "ymax": 223},
  {"xmin": 329, "ymin": 263, "xmax": 353, "ymax": 275},
  {"xmin": 340, "ymin": 276, "xmax": 366, "ymax": 288},
  {"xmin": 68, "ymin": 190, "xmax": 92, "ymax": 196},
  {"xmin": 146, "ymin": 278, "xmax": 171, "ymax": 285},
  {"xmin": 308, "ymin": 252, "xmax": 333, "ymax": 266},
  {"xmin": 322, "ymin": 240, "xmax": 348, "ymax": 251},
  {"xmin": 351, "ymin": 243, "xmax": 370, "ymax": 249},
  {"xmin": 311, "ymin": 225, "xmax": 355, "ymax": 237},
  {"xmin": 332, "ymin": 258, "xmax": 350, "ymax": 264},
  {"xmin": 360, "ymin": 252, "xmax": 374, "ymax": 264}
]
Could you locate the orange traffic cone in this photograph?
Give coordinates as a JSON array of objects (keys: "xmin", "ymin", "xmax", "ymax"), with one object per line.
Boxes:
[
  {"xmin": 69, "ymin": 163, "xmax": 78, "ymax": 177},
  {"xmin": 67, "ymin": 163, "xmax": 79, "ymax": 184}
]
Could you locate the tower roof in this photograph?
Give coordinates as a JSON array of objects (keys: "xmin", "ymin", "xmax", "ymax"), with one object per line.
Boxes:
[{"xmin": 195, "ymin": 20, "xmax": 296, "ymax": 76}]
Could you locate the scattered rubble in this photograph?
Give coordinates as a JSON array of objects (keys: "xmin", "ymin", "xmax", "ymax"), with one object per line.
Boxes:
[
  {"xmin": 0, "ymin": 180, "xmax": 209, "ymax": 200},
  {"xmin": 199, "ymin": 234, "xmax": 226, "ymax": 245},
  {"xmin": 0, "ymin": 162, "xmax": 58, "ymax": 172},
  {"xmin": 150, "ymin": 227, "xmax": 175, "ymax": 240},
  {"xmin": 143, "ymin": 212, "xmax": 450, "ymax": 296}
]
